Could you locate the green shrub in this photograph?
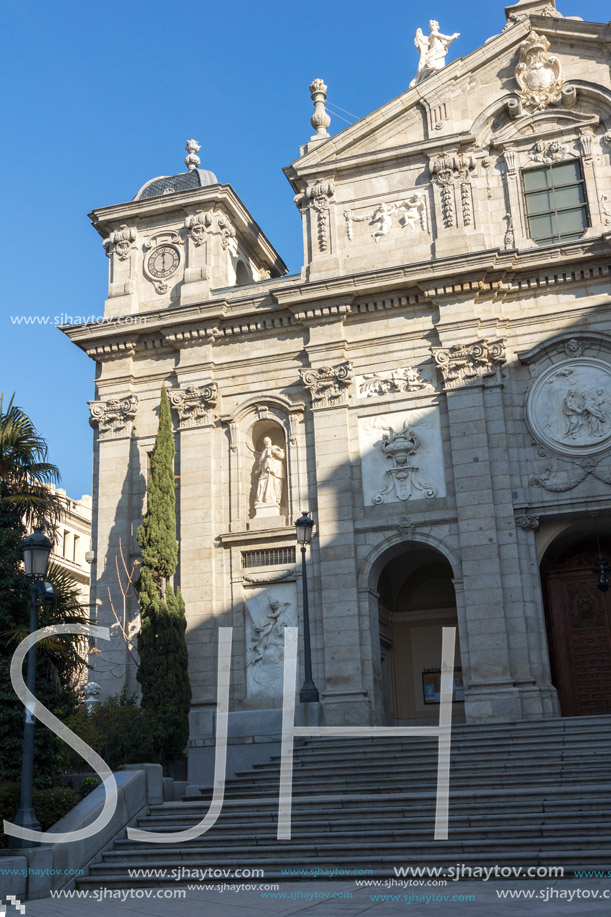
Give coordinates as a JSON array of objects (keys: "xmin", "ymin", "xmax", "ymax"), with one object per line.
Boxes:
[
  {"xmin": 80, "ymin": 776, "xmax": 99, "ymax": 798},
  {"xmin": 0, "ymin": 782, "xmax": 79, "ymax": 849},
  {"xmin": 61, "ymin": 690, "xmax": 155, "ymax": 773}
]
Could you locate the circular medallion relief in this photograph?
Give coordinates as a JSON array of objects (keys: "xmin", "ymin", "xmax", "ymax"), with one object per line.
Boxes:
[
  {"xmin": 145, "ymin": 244, "xmax": 180, "ymax": 280},
  {"xmin": 527, "ymin": 358, "xmax": 611, "ymax": 457}
]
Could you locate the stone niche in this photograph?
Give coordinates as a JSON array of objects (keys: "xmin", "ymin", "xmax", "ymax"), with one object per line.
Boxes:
[
  {"xmin": 247, "ymin": 419, "xmax": 288, "ymax": 522},
  {"xmin": 358, "ymin": 406, "xmax": 446, "ymax": 506},
  {"xmin": 244, "ymin": 582, "xmax": 298, "ymax": 703}
]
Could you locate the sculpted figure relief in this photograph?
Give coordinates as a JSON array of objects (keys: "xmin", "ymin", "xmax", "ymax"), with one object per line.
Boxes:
[
  {"xmin": 410, "ymin": 20, "xmax": 460, "ymax": 88},
  {"xmin": 527, "ymin": 359, "xmax": 611, "ymax": 458},
  {"xmin": 255, "ymin": 437, "xmax": 286, "ymax": 511},
  {"xmin": 246, "ymin": 594, "xmax": 295, "ymax": 697},
  {"xmin": 563, "ymin": 389, "xmax": 607, "ymax": 440}
]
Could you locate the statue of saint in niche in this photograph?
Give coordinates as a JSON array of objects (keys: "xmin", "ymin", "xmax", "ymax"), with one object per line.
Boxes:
[{"xmin": 255, "ymin": 436, "xmax": 286, "ymax": 514}]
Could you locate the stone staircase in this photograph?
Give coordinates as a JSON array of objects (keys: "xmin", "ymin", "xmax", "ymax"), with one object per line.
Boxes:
[{"xmin": 79, "ymin": 715, "xmax": 611, "ymax": 887}]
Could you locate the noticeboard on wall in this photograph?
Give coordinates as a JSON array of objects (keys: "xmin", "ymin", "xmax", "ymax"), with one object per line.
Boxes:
[{"xmin": 422, "ymin": 667, "xmax": 464, "ymax": 704}]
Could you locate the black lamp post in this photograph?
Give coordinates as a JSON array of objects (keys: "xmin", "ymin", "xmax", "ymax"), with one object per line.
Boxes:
[
  {"xmin": 592, "ymin": 515, "xmax": 611, "ymax": 594},
  {"xmin": 295, "ymin": 511, "xmax": 319, "ymax": 703},
  {"xmin": 12, "ymin": 526, "xmax": 53, "ymax": 847}
]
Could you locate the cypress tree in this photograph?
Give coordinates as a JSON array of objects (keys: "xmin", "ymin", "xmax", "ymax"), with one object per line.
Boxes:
[{"xmin": 137, "ymin": 387, "xmax": 191, "ymax": 765}]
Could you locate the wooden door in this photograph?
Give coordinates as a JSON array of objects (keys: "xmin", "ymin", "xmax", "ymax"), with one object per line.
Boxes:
[{"xmin": 543, "ymin": 552, "xmax": 611, "ymax": 716}]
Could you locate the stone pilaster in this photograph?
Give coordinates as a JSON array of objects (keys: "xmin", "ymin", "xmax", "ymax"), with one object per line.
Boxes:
[
  {"xmin": 88, "ymin": 391, "xmax": 139, "ymax": 698},
  {"xmin": 300, "ymin": 326, "xmax": 371, "ymax": 725}
]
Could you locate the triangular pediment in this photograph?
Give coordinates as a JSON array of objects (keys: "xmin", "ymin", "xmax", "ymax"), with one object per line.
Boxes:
[{"xmin": 285, "ymin": 10, "xmax": 611, "ymax": 187}]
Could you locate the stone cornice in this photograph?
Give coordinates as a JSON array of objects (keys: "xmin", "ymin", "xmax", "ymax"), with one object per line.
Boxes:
[
  {"xmin": 60, "ymin": 240, "xmax": 611, "ymax": 359},
  {"xmin": 89, "ymin": 183, "xmax": 288, "ymax": 276}
]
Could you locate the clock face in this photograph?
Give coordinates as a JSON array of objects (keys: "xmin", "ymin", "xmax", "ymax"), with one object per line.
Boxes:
[{"xmin": 146, "ymin": 245, "xmax": 180, "ymax": 280}]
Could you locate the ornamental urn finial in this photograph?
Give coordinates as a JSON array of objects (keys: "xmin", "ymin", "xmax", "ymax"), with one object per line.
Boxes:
[
  {"xmin": 184, "ymin": 139, "xmax": 201, "ymax": 172},
  {"xmin": 309, "ymin": 79, "xmax": 331, "ymax": 140}
]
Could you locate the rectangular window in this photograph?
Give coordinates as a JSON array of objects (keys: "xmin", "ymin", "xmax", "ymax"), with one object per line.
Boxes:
[
  {"xmin": 522, "ymin": 160, "xmax": 589, "ymax": 245},
  {"xmin": 241, "ymin": 547, "xmax": 296, "ymax": 569}
]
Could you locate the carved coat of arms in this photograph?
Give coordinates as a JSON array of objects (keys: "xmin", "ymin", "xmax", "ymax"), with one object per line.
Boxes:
[{"xmin": 515, "ymin": 30, "xmax": 563, "ymax": 112}]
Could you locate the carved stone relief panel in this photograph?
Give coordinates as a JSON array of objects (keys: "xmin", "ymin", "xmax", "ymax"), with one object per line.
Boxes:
[
  {"xmin": 343, "ymin": 195, "xmax": 428, "ymax": 243},
  {"xmin": 358, "ymin": 407, "xmax": 446, "ymax": 506},
  {"xmin": 357, "ymin": 366, "xmax": 433, "ymax": 398},
  {"xmin": 526, "ymin": 359, "xmax": 611, "ymax": 457},
  {"xmin": 245, "ymin": 582, "xmax": 297, "ymax": 700}
]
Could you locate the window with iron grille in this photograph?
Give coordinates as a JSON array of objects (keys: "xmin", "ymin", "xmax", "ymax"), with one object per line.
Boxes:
[
  {"xmin": 241, "ymin": 547, "xmax": 296, "ymax": 568},
  {"xmin": 522, "ymin": 160, "xmax": 589, "ymax": 246}
]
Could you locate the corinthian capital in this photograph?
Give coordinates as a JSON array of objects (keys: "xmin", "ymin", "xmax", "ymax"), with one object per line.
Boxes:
[
  {"xmin": 300, "ymin": 362, "xmax": 353, "ymax": 408},
  {"xmin": 88, "ymin": 395, "xmax": 139, "ymax": 440},
  {"xmin": 431, "ymin": 339, "xmax": 506, "ymax": 390},
  {"xmin": 168, "ymin": 384, "xmax": 219, "ymax": 428}
]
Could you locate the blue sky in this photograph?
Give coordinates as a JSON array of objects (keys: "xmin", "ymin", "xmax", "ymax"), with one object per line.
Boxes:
[{"xmin": 1, "ymin": 0, "xmax": 607, "ymax": 498}]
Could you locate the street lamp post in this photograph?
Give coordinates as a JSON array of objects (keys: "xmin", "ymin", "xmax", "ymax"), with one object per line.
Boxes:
[
  {"xmin": 295, "ymin": 511, "xmax": 319, "ymax": 703},
  {"xmin": 12, "ymin": 526, "xmax": 53, "ymax": 847}
]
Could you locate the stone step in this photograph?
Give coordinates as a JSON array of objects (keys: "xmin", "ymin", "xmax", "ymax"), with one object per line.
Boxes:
[
  {"xmin": 110, "ymin": 821, "xmax": 611, "ymax": 851},
  {"xmin": 165, "ymin": 784, "xmax": 611, "ymax": 814},
  {"xmin": 137, "ymin": 806, "xmax": 611, "ymax": 832},
  {"xmin": 78, "ymin": 717, "xmax": 611, "ymax": 889},
  {"xmin": 295, "ymin": 726, "xmax": 611, "ymax": 751},
  {"xmin": 189, "ymin": 772, "xmax": 611, "ymax": 801},
  {"xmin": 238, "ymin": 748, "xmax": 611, "ymax": 779},
  {"xmin": 263, "ymin": 742, "xmax": 611, "ymax": 766},
  {"xmin": 87, "ymin": 835, "xmax": 611, "ymax": 867}
]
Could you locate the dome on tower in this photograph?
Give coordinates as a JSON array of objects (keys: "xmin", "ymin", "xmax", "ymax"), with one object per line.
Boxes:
[{"xmin": 132, "ymin": 139, "xmax": 218, "ymax": 201}]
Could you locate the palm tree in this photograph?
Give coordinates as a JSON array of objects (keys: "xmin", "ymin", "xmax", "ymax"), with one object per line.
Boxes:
[{"xmin": 0, "ymin": 392, "xmax": 63, "ymax": 531}]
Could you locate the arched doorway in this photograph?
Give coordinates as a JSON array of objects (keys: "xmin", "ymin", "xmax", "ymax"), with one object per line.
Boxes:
[
  {"xmin": 540, "ymin": 519, "xmax": 611, "ymax": 717},
  {"xmin": 377, "ymin": 546, "xmax": 464, "ymax": 723}
]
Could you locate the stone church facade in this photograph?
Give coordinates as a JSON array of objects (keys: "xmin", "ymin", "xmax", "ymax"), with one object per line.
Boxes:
[{"xmin": 64, "ymin": 0, "xmax": 611, "ymax": 777}]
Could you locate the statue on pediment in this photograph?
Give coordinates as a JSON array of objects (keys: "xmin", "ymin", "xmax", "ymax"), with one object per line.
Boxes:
[{"xmin": 410, "ymin": 20, "xmax": 460, "ymax": 89}]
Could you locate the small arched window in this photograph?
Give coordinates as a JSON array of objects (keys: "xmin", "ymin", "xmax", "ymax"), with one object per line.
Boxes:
[{"xmin": 235, "ymin": 260, "xmax": 250, "ymax": 285}]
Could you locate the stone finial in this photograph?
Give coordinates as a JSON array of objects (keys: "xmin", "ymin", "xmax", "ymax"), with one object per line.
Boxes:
[
  {"xmin": 184, "ymin": 139, "xmax": 201, "ymax": 172},
  {"xmin": 309, "ymin": 79, "xmax": 331, "ymax": 140}
]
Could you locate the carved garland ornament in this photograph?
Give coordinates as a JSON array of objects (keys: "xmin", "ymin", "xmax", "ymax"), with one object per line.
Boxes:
[
  {"xmin": 430, "ymin": 152, "xmax": 476, "ymax": 228},
  {"xmin": 432, "ymin": 339, "xmax": 506, "ymax": 390},
  {"xmin": 168, "ymin": 384, "xmax": 219, "ymax": 429},
  {"xmin": 185, "ymin": 210, "xmax": 212, "ymax": 246},
  {"xmin": 359, "ymin": 366, "xmax": 430, "ymax": 397},
  {"xmin": 88, "ymin": 395, "xmax": 139, "ymax": 440},
  {"xmin": 515, "ymin": 30, "xmax": 563, "ymax": 113},
  {"xmin": 300, "ymin": 362, "xmax": 353, "ymax": 408},
  {"xmin": 294, "ymin": 180, "xmax": 335, "ymax": 252},
  {"xmin": 103, "ymin": 224, "xmax": 137, "ymax": 261}
]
